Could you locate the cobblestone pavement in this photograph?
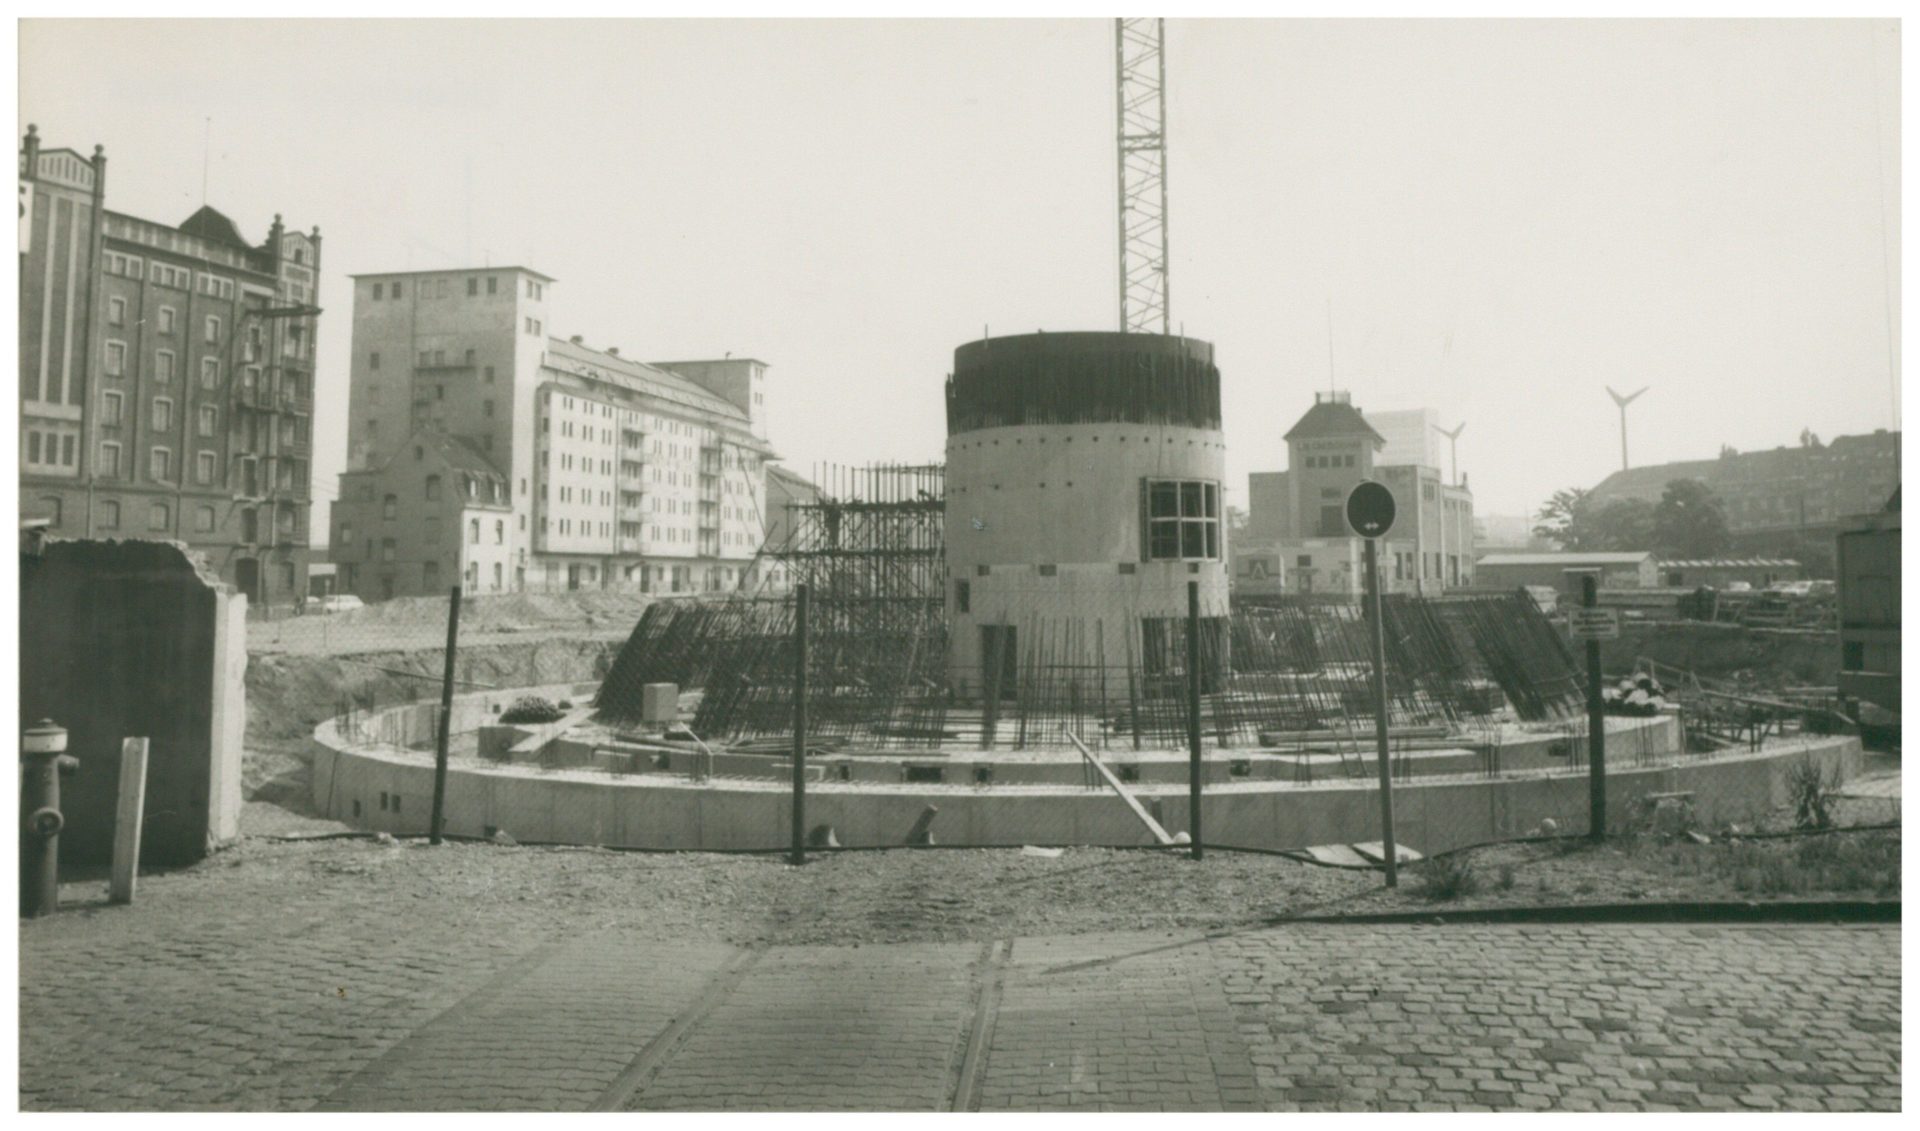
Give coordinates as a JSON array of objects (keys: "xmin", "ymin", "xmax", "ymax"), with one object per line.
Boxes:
[{"xmin": 20, "ymin": 900, "xmax": 1899, "ymax": 1111}]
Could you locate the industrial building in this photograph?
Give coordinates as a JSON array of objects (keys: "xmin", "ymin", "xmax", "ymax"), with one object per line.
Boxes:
[
  {"xmin": 1472, "ymin": 551, "xmax": 1658, "ymax": 593},
  {"xmin": 18, "ymin": 126, "xmax": 322, "ymax": 607},
  {"xmin": 1836, "ymin": 490, "xmax": 1899, "ymax": 718},
  {"xmin": 1239, "ymin": 393, "xmax": 1475, "ymax": 597},
  {"xmin": 328, "ymin": 267, "xmax": 776, "ymax": 599},
  {"xmin": 943, "ymin": 332, "xmax": 1228, "ymax": 696}
]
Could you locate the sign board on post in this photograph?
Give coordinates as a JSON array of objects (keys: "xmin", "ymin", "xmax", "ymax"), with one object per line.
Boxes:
[
  {"xmin": 1567, "ymin": 608, "xmax": 1620, "ymax": 640},
  {"xmin": 1344, "ymin": 481, "xmax": 1397, "ymax": 539}
]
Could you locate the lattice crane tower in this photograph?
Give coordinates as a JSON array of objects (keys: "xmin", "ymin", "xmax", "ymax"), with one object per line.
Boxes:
[{"xmin": 1116, "ymin": 17, "xmax": 1170, "ymax": 335}]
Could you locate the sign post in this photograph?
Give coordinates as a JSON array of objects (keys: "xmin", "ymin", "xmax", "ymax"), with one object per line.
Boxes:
[
  {"xmin": 1345, "ymin": 481, "xmax": 1400, "ymax": 888},
  {"xmin": 1576, "ymin": 572, "xmax": 1608, "ymax": 841}
]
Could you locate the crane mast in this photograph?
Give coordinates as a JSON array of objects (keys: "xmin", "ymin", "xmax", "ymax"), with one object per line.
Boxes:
[{"xmin": 1116, "ymin": 18, "xmax": 1170, "ymax": 335}]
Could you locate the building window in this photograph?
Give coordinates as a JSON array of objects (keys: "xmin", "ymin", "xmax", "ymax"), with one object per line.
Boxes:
[
  {"xmin": 426, "ymin": 474, "xmax": 441, "ymax": 501},
  {"xmin": 155, "ymin": 350, "xmax": 175, "ymax": 383},
  {"xmin": 204, "ymin": 316, "xmax": 221, "ymax": 344},
  {"xmin": 483, "ymin": 399, "xmax": 494, "ymax": 418},
  {"xmin": 98, "ymin": 500, "xmax": 120, "ymax": 529},
  {"xmin": 150, "ymin": 447, "xmax": 172, "ymax": 481},
  {"xmin": 108, "ymin": 297, "xmax": 125, "ymax": 326},
  {"xmin": 467, "ymin": 277, "xmax": 478, "ymax": 296},
  {"xmin": 104, "ymin": 341, "xmax": 126, "ymax": 376},
  {"xmin": 383, "ymin": 493, "xmax": 398, "ymax": 519},
  {"xmin": 101, "ymin": 392, "xmax": 124, "ymax": 427},
  {"xmin": 199, "ymin": 405, "xmax": 218, "ymax": 436},
  {"xmin": 195, "ymin": 505, "xmax": 216, "ymax": 533},
  {"xmin": 152, "ymin": 398, "xmax": 174, "ymax": 431},
  {"xmin": 382, "ymin": 538, "xmax": 396, "ymax": 562},
  {"xmin": 196, "ymin": 451, "xmax": 215, "ymax": 484},
  {"xmin": 391, "ymin": 281, "xmax": 402, "ymax": 298},
  {"xmin": 470, "ymin": 519, "xmax": 480, "ymax": 543},
  {"xmin": 99, "ymin": 442, "xmax": 121, "ymax": 477},
  {"xmin": 494, "ymin": 519, "xmax": 504, "ymax": 544},
  {"xmin": 372, "ymin": 282, "xmax": 383, "ymax": 300},
  {"xmin": 1144, "ymin": 479, "xmax": 1220, "ymax": 560},
  {"xmin": 369, "ymin": 351, "xmax": 381, "ymax": 372},
  {"xmin": 487, "ymin": 276, "xmax": 498, "ymax": 294},
  {"xmin": 149, "ymin": 502, "xmax": 171, "ymax": 531},
  {"xmin": 200, "ymin": 358, "xmax": 220, "ymax": 388},
  {"xmin": 158, "ymin": 307, "xmax": 175, "ymax": 335}
]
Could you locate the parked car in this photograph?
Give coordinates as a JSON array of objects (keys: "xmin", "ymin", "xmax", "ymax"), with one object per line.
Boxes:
[
  {"xmin": 305, "ymin": 593, "xmax": 365, "ymax": 614},
  {"xmin": 1768, "ymin": 580, "xmax": 1815, "ymax": 597},
  {"xmin": 1723, "ymin": 581, "xmax": 1753, "ymax": 592}
]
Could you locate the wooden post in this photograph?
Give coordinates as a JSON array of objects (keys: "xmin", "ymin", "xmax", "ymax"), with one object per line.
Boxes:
[
  {"xmin": 429, "ymin": 586, "xmax": 462, "ymax": 846},
  {"xmin": 109, "ymin": 737, "xmax": 149, "ymax": 905},
  {"xmin": 1584, "ymin": 572, "xmax": 1608, "ymax": 841},
  {"xmin": 791, "ymin": 584, "xmax": 810, "ymax": 866},
  {"xmin": 1186, "ymin": 580, "xmax": 1203, "ymax": 861}
]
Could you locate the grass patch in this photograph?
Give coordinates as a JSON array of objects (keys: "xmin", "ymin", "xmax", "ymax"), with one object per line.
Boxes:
[
  {"xmin": 1413, "ymin": 855, "xmax": 1481, "ymax": 902},
  {"xmin": 1716, "ymin": 831, "xmax": 1900, "ymax": 897}
]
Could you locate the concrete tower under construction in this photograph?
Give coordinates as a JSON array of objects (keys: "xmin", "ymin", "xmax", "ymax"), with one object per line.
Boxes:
[{"xmin": 943, "ymin": 331, "xmax": 1228, "ymax": 699}]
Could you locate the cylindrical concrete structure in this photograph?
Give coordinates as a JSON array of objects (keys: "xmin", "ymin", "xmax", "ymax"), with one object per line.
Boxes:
[{"xmin": 943, "ymin": 332, "xmax": 1228, "ymax": 699}]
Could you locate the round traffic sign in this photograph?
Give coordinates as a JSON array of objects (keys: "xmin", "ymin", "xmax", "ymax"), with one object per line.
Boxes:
[{"xmin": 1345, "ymin": 481, "xmax": 1396, "ymax": 538}]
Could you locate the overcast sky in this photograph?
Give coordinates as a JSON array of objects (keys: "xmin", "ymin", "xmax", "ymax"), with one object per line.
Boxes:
[{"xmin": 20, "ymin": 18, "xmax": 1901, "ymax": 520}]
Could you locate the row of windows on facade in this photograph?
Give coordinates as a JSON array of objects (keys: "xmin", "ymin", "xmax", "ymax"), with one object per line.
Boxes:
[
  {"xmin": 1288, "ymin": 549, "xmax": 1464, "ymax": 581},
  {"xmin": 343, "ymin": 515, "xmax": 505, "ymax": 549},
  {"xmin": 547, "ymin": 393, "xmax": 740, "ymax": 454},
  {"xmin": 371, "ymin": 349, "xmax": 496, "ymax": 378},
  {"xmin": 32, "ymin": 495, "xmax": 297, "ymax": 537},
  {"xmin": 104, "ymin": 342, "xmax": 307, "ymax": 399},
  {"xmin": 24, "ymin": 426, "xmax": 304, "ymax": 490},
  {"xmin": 1302, "ymin": 453, "xmax": 1359, "ymax": 470},
  {"xmin": 102, "ymin": 253, "xmax": 237, "ymax": 297},
  {"xmin": 368, "ymin": 276, "xmax": 542, "ymax": 302}
]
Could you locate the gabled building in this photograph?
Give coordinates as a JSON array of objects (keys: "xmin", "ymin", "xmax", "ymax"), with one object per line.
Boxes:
[
  {"xmin": 1240, "ymin": 392, "xmax": 1475, "ymax": 596},
  {"xmin": 330, "ymin": 429, "xmax": 513, "ymax": 599}
]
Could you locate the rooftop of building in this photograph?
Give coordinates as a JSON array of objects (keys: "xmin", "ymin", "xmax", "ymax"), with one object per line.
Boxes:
[
  {"xmin": 1476, "ymin": 551, "xmax": 1652, "ymax": 566},
  {"xmin": 1655, "ymin": 558, "xmax": 1802, "ymax": 569},
  {"xmin": 349, "ymin": 266, "xmax": 556, "ymax": 282},
  {"xmin": 1589, "ymin": 430, "xmax": 1901, "ymax": 499},
  {"xmin": 343, "ymin": 429, "xmax": 511, "ymax": 504},
  {"xmin": 1284, "ymin": 391, "xmax": 1386, "ymax": 445},
  {"xmin": 653, "ymin": 357, "xmax": 771, "ymax": 369},
  {"xmin": 543, "ymin": 336, "xmax": 754, "ymax": 429}
]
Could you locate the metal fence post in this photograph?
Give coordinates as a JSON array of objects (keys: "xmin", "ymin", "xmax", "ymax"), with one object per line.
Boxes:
[
  {"xmin": 429, "ymin": 585, "xmax": 462, "ymax": 845},
  {"xmin": 791, "ymin": 583, "xmax": 809, "ymax": 866},
  {"xmin": 1584, "ymin": 573, "xmax": 1607, "ymax": 840},
  {"xmin": 1186, "ymin": 580, "xmax": 1203, "ymax": 861}
]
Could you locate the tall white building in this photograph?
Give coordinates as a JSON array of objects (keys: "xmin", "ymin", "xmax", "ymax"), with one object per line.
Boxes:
[
  {"xmin": 329, "ymin": 267, "xmax": 776, "ymax": 598},
  {"xmin": 1365, "ymin": 408, "xmax": 1444, "ymax": 472}
]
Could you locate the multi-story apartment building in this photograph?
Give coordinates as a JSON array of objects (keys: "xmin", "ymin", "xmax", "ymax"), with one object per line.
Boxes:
[
  {"xmin": 19, "ymin": 126, "xmax": 320, "ymax": 606},
  {"xmin": 1237, "ymin": 392, "xmax": 1475, "ymax": 596},
  {"xmin": 1585, "ymin": 429, "xmax": 1900, "ymax": 574},
  {"xmin": 328, "ymin": 267, "xmax": 775, "ymax": 599}
]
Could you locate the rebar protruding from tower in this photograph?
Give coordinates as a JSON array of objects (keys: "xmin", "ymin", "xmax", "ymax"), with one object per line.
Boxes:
[
  {"xmin": 1116, "ymin": 17, "xmax": 1169, "ymax": 335},
  {"xmin": 1606, "ymin": 385, "xmax": 1650, "ymax": 471}
]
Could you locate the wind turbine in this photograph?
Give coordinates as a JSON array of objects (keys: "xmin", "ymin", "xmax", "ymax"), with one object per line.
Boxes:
[
  {"xmin": 1435, "ymin": 421, "xmax": 1466, "ymax": 487},
  {"xmin": 1606, "ymin": 385, "xmax": 1650, "ymax": 471}
]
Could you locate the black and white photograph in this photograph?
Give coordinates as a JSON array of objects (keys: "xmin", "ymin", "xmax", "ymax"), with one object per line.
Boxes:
[{"xmin": 9, "ymin": 9, "xmax": 1904, "ymax": 1114}]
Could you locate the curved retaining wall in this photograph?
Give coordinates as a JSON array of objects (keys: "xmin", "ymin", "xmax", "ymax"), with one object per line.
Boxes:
[{"xmin": 310, "ymin": 692, "xmax": 1860, "ymax": 854}]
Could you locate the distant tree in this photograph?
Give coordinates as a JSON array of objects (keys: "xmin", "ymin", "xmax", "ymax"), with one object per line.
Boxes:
[
  {"xmin": 1588, "ymin": 498, "xmax": 1656, "ymax": 551},
  {"xmin": 1532, "ymin": 488, "xmax": 1592, "ymax": 550},
  {"xmin": 1651, "ymin": 478, "xmax": 1730, "ymax": 559}
]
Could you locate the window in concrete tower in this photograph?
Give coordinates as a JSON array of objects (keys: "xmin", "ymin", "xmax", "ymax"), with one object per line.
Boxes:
[{"xmin": 1144, "ymin": 478, "xmax": 1221, "ymax": 561}]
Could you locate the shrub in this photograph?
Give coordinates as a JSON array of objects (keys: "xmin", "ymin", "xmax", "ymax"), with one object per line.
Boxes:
[
  {"xmin": 1785, "ymin": 755, "xmax": 1841, "ymax": 831},
  {"xmin": 1413, "ymin": 854, "xmax": 1481, "ymax": 902},
  {"xmin": 499, "ymin": 695, "xmax": 564, "ymax": 725}
]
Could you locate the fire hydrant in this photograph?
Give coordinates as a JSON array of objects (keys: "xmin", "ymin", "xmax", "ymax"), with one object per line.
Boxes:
[{"xmin": 21, "ymin": 719, "xmax": 78, "ymax": 919}]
